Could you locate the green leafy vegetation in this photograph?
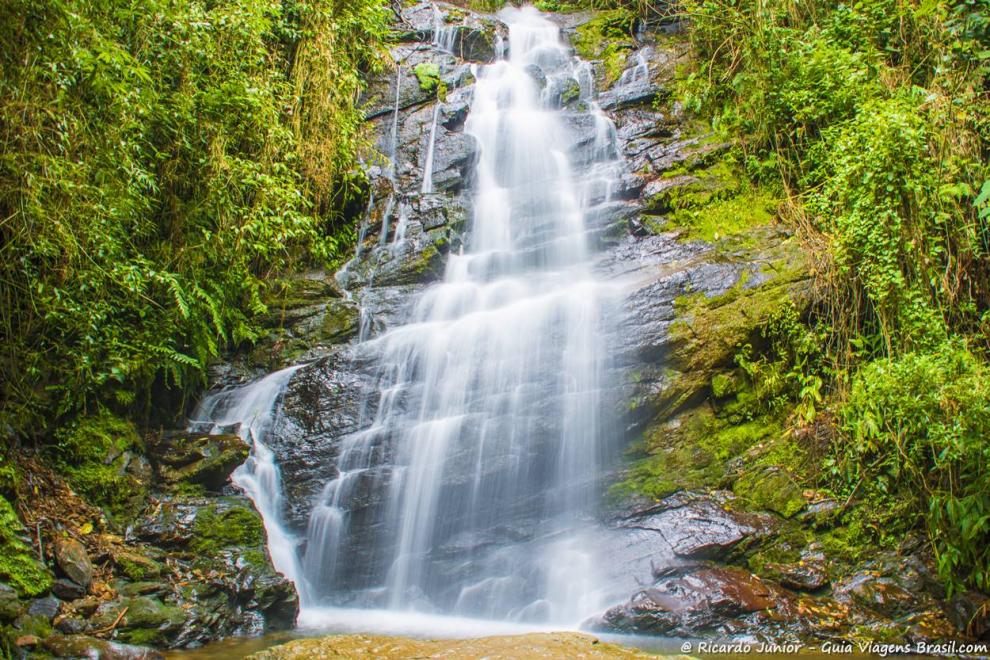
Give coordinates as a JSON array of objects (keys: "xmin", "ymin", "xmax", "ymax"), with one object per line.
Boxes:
[
  {"xmin": 0, "ymin": 0, "xmax": 389, "ymax": 437},
  {"xmin": 676, "ymin": 0, "xmax": 990, "ymax": 593}
]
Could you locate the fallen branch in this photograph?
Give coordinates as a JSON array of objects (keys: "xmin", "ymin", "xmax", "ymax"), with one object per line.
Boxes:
[{"xmin": 92, "ymin": 606, "xmax": 128, "ymax": 636}]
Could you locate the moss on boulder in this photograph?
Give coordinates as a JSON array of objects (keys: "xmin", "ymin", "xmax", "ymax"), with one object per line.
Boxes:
[
  {"xmin": 572, "ymin": 10, "xmax": 636, "ymax": 88},
  {"xmin": 189, "ymin": 501, "xmax": 265, "ymax": 554},
  {"xmin": 0, "ymin": 496, "xmax": 52, "ymax": 598},
  {"xmin": 50, "ymin": 410, "xmax": 149, "ymax": 521}
]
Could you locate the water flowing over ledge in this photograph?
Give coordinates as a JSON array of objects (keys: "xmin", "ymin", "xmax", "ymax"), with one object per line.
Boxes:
[{"xmin": 197, "ymin": 4, "xmax": 636, "ymax": 630}]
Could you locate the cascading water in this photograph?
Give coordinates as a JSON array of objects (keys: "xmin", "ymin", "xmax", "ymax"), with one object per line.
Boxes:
[
  {"xmin": 420, "ymin": 103, "xmax": 441, "ymax": 194},
  {"xmin": 294, "ymin": 6, "xmax": 627, "ymax": 626},
  {"xmin": 188, "ymin": 365, "xmax": 306, "ymax": 595}
]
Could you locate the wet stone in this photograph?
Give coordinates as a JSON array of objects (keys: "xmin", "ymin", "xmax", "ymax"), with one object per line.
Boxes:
[
  {"xmin": 54, "ymin": 537, "xmax": 93, "ymax": 588},
  {"xmin": 27, "ymin": 596, "xmax": 60, "ymax": 621},
  {"xmin": 52, "ymin": 578, "xmax": 86, "ymax": 601}
]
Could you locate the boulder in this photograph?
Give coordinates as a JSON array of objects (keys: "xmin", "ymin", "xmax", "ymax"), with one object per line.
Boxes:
[
  {"xmin": 150, "ymin": 432, "xmax": 248, "ymax": 491},
  {"xmin": 54, "ymin": 537, "xmax": 93, "ymax": 589},
  {"xmin": 127, "ymin": 495, "xmax": 299, "ymax": 643},
  {"xmin": 0, "ymin": 583, "xmax": 24, "ymax": 621},
  {"xmin": 763, "ymin": 548, "xmax": 829, "ymax": 592},
  {"xmin": 52, "ymin": 578, "xmax": 86, "ymax": 601},
  {"xmin": 617, "ymin": 492, "xmax": 777, "ymax": 561},
  {"xmin": 591, "ymin": 566, "xmax": 788, "ymax": 636}
]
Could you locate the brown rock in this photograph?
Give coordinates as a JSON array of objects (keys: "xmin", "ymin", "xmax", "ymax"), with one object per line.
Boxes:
[
  {"xmin": 55, "ymin": 537, "xmax": 93, "ymax": 588},
  {"xmin": 593, "ymin": 566, "xmax": 787, "ymax": 635}
]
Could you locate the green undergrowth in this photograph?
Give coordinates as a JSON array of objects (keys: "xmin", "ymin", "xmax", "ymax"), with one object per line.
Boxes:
[
  {"xmin": 0, "ymin": 496, "xmax": 52, "ymax": 597},
  {"xmin": 643, "ymin": 149, "xmax": 780, "ymax": 245},
  {"xmin": 0, "ymin": 0, "xmax": 390, "ymax": 439},
  {"xmin": 680, "ymin": 0, "xmax": 990, "ymax": 594}
]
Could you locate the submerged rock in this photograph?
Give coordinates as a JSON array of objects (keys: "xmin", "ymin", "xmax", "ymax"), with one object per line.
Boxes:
[{"xmin": 42, "ymin": 633, "xmax": 165, "ymax": 659}]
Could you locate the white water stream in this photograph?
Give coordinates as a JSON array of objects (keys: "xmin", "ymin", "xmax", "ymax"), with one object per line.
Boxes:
[{"xmin": 193, "ymin": 5, "xmax": 631, "ymax": 632}]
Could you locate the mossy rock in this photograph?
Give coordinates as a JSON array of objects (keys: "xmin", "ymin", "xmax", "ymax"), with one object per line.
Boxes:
[
  {"xmin": 747, "ymin": 524, "xmax": 814, "ymax": 579},
  {"xmin": 50, "ymin": 410, "xmax": 149, "ymax": 521},
  {"xmin": 612, "ymin": 407, "xmax": 782, "ymax": 500},
  {"xmin": 151, "ymin": 432, "xmax": 248, "ymax": 492},
  {"xmin": 189, "ymin": 500, "xmax": 265, "ymax": 554},
  {"xmin": 734, "ymin": 466, "xmax": 806, "ymax": 518},
  {"xmin": 0, "ymin": 496, "xmax": 52, "ymax": 598},
  {"xmin": 12, "ymin": 612, "xmax": 52, "ymax": 639},
  {"xmin": 113, "ymin": 550, "xmax": 163, "ymax": 581},
  {"xmin": 264, "ymin": 276, "xmax": 338, "ymax": 311},
  {"xmin": 414, "ymin": 62, "xmax": 445, "ymax": 98},
  {"xmin": 317, "ymin": 300, "xmax": 360, "ymax": 343},
  {"xmin": 572, "ymin": 10, "xmax": 636, "ymax": 88},
  {"xmin": 91, "ymin": 596, "xmax": 186, "ymax": 647}
]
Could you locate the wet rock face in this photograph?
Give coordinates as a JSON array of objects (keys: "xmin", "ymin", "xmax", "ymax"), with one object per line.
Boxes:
[
  {"xmin": 149, "ymin": 432, "xmax": 248, "ymax": 492},
  {"xmin": 592, "ymin": 566, "xmax": 786, "ymax": 636},
  {"xmin": 265, "ymin": 351, "xmax": 379, "ymax": 531},
  {"xmin": 618, "ymin": 492, "xmax": 778, "ymax": 561}
]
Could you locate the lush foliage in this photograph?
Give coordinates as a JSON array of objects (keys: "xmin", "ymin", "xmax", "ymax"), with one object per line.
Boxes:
[
  {"xmin": 0, "ymin": 0, "xmax": 389, "ymax": 436},
  {"xmin": 679, "ymin": 0, "xmax": 990, "ymax": 592},
  {"xmin": 832, "ymin": 344, "xmax": 990, "ymax": 592}
]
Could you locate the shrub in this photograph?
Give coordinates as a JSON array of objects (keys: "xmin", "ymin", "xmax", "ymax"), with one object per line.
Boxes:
[{"xmin": 832, "ymin": 343, "xmax": 990, "ymax": 593}]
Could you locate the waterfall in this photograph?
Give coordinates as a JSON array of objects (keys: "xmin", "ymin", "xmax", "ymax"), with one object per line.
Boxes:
[
  {"xmin": 296, "ymin": 6, "xmax": 626, "ymax": 626},
  {"xmin": 189, "ymin": 365, "xmax": 306, "ymax": 597},
  {"xmin": 432, "ymin": 4, "xmax": 458, "ymax": 54},
  {"xmin": 617, "ymin": 51, "xmax": 649, "ymax": 86},
  {"xmin": 420, "ymin": 103, "xmax": 441, "ymax": 194}
]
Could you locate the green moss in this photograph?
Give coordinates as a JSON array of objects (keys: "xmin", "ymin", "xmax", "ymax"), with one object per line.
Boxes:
[
  {"xmin": 734, "ymin": 466, "xmax": 805, "ymax": 517},
  {"xmin": 263, "ymin": 277, "xmax": 337, "ymax": 314},
  {"xmin": 0, "ymin": 496, "xmax": 52, "ymax": 597},
  {"xmin": 0, "ymin": 448, "xmax": 18, "ymax": 497},
  {"xmin": 711, "ymin": 371, "xmax": 740, "ymax": 399},
  {"xmin": 414, "ymin": 63, "xmax": 446, "ymax": 99},
  {"xmin": 12, "ymin": 613, "xmax": 52, "ymax": 639},
  {"xmin": 113, "ymin": 596, "xmax": 186, "ymax": 646},
  {"xmin": 612, "ymin": 407, "xmax": 782, "ymax": 500},
  {"xmin": 50, "ymin": 409, "xmax": 147, "ymax": 519},
  {"xmin": 190, "ymin": 503, "xmax": 265, "ymax": 554},
  {"xmin": 115, "ymin": 552, "xmax": 163, "ymax": 581},
  {"xmin": 319, "ymin": 301, "xmax": 359, "ymax": 343},
  {"xmin": 748, "ymin": 524, "xmax": 813, "ymax": 577},
  {"xmin": 241, "ymin": 549, "xmax": 269, "ymax": 569},
  {"xmin": 572, "ymin": 10, "xmax": 636, "ymax": 88},
  {"xmin": 669, "ymin": 188, "xmax": 777, "ymax": 244}
]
